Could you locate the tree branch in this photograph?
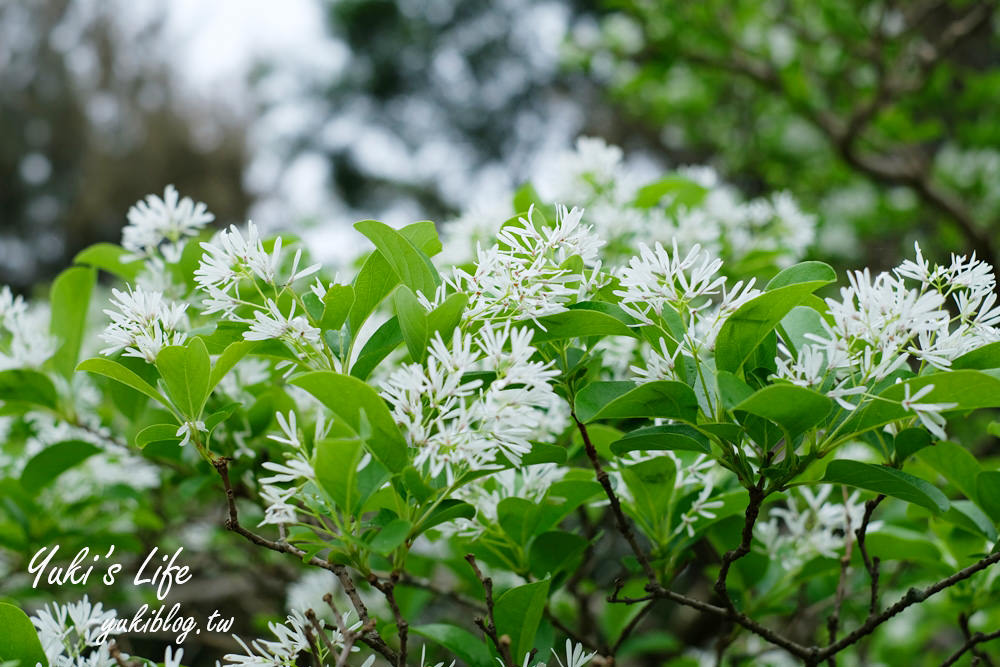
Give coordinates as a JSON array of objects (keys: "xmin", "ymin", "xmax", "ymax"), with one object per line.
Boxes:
[{"xmin": 466, "ymin": 554, "xmax": 516, "ymax": 667}]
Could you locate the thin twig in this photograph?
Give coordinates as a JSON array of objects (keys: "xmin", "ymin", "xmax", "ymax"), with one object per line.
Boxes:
[
  {"xmin": 855, "ymin": 495, "xmax": 886, "ymax": 616},
  {"xmin": 466, "ymin": 554, "xmax": 516, "ymax": 667}
]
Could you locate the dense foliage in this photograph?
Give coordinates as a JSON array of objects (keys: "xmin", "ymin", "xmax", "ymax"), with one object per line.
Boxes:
[{"xmin": 2, "ymin": 140, "xmax": 1000, "ymax": 666}]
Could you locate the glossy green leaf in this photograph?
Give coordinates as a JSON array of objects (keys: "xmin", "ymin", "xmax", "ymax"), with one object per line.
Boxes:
[
  {"xmin": 493, "ymin": 579, "xmax": 550, "ymax": 662},
  {"xmin": 394, "ymin": 285, "xmax": 429, "ymax": 360},
  {"xmin": 320, "ymin": 284, "xmax": 355, "ymax": 330},
  {"xmin": 893, "ymin": 428, "xmax": 933, "ymax": 463},
  {"xmin": 530, "ymin": 308, "xmax": 636, "ymax": 342},
  {"xmin": 415, "ymin": 499, "xmax": 475, "ymax": 535},
  {"xmin": 844, "ymin": 371, "xmax": 1000, "ymax": 436},
  {"xmin": 917, "ymin": 441, "xmax": 982, "ymax": 503},
  {"xmin": 135, "ymin": 424, "xmax": 182, "ymax": 449},
  {"xmin": 498, "ymin": 497, "xmax": 540, "ymax": 544},
  {"xmin": 0, "ymin": 602, "xmax": 48, "ymax": 667},
  {"xmin": 944, "ymin": 500, "xmax": 997, "ymax": 541},
  {"xmin": 716, "ymin": 266, "xmax": 834, "ymax": 372},
  {"xmin": 208, "ymin": 340, "xmax": 258, "ymax": 391},
  {"xmin": 291, "ymin": 371, "xmax": 408, "ymax": 472},
  {"xmin": 156, "ymin": 337, "xmax": 211, "ymax": 419},
  {"xmin": 355, "ymin": 219, "xmax": 440, "ymax": 301},
  {"xmin": 575, "ymin": 380, "xmax": 698, "ymax": 423},
  {"xmin": 950, "ymin": 342, "xmax": 1000, "ymax": 370},
  {"xmin": 529, "ymin": 530, "xmax": 588, "ymax": 578},
  {"xmin": 351, "ymin": 317, "xmax": 403, "ymax": 380},
  {"xmin": 20, "ymin": 440, "xmax": 101, "ymax": 493},
  {"xmin": 621, "ymin": 456, "xmax": 676, "ymax": 527},
  {"xmin": 49, "ymin": 266, "xmax": 96, "ymax": 378},
  {"xmin": 823, "ymin": 460, "xmax": 949, "ymax": 513},
  {"xmin": 348, "ymin": 221, "xmax": 441, "ymax": 332},
  {"xmin": 610, "ymin": 424, "xmax": 710, "ymax": 455},
  {"xmin": 0, "ymin": 368, "xmax": 58, "ymax": 409},
  {"xmin": 314, "ymin": 437, "xmax": 365, "ymax": 515},
  {"xmin": 369, "ymin": 518, "xmax": 411, "ymax": 555},
  {"xmin": 73, "ymin": 242, "xmax": 142, "ymax": 282},
  {"xmin": 411, "ymin": 624, "xmax": 491, "ymax": 667},
  {"xmin": 865, "ymin": 526, "xmax": 944, "ymax": 563},
  {"xmin": 734, "ymin": 384, "xmax": 832, "ymax": 437},
  {"xmin": 78, "ymin": 358, "xmax": 168, "ymax": 407}
]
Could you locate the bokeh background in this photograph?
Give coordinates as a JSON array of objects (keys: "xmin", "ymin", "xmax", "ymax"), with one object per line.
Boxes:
[
  {"xmin": 6, "ymin": 0, "xmax": 998, "ymax": 295},
  {"xmin": 3, "ymin": 1, "xmax": 999, "ymax": 663}
]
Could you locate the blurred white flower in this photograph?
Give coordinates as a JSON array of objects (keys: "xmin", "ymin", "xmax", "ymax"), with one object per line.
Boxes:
[{"xmin": 123, "ymin": 185, "xmax": 214, "ymax": 262}]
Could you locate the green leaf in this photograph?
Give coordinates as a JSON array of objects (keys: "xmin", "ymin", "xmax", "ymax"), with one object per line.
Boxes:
[
  {"xmin": 893, "ymin": 428, "xmax": 932, "ymax": 463},
  {"xmin": 426, "ymin": 292, "xmax": 469, "ymax": 340},
  {"xmin": 355, "ymin": 219, "xmax": 440, "ymax": 300},
  {"xmin": 529, "ymin": 308, "xmax": 636, "ymax": 342},
  {"xmin": 415, "ymin": 499, "xmax": 475, "ymax": 535},
  {"xmin": 975, "ymin": 471, "xmax": 1000, "ymax": 523},
  {"xmin": 0, "ymin": 369, "xmax": 58, "ymax": 409},
  {"xmin": 823, "ymin": 460, "xmax": 949, "ymax": 513},
  {"xmin": 20, "ymin": 440, "xmax": 101, "ymax": 493},
  {"xmin": 734, "ymin": 384, "xmax": 832, "ymax": 438},
  {"xmin": 865, "ymin": 526, "xmax": 944, "ymax": 563},
  {"xmin": 575, "ymin": 381, "xmax": 698, "ymax": 423},
  {"xmin": 77, "ymin": 358, "xmax": 168, "ymax": 407},
  {"xmin": 765, "ymin": 261, "xmax": 837, "ymax": 290},
  {"xmin": 778, "ymin": 306, "xmax": 827, "ymax": 357},
  {"xmin": 49, "ymin": 266, "xmax": 96, "ymax": 378},
  {"xmin": 135, "ymin": 424, "xmax": 182, "ymax": 449},
  {"xmin": 291, "ymin": 371, "xmax": 408, "ymax": 472},
  {"xmin": 320, "ymin": 284, "xmax": 355, "ymax": 330},
  {"xmin": 0, "ymin": 602, "xmax": 48, "ymax": 667},
  {"xmin": 411, "ymin": 624, "xmax": 492, "ymax": 667},
  {"xmin": 369, "ymin": 518, "xmax": 411, "ymax": 555},
  {"xmin": 493, "ymin": 579, "xmax": 551, "ymax": 662},
  {"xmin": 498, "ymin": 497, "xmax": 540, "ymax": 544},
  {"xmin": 207, "ymin": 340, "xmax": 258, "ymax": 391},
  {"xmin": 716, "ymin": 266, "xmax": 835, "ymax": 372},
  {"xmin": 529, "ymin": 531, "xmax": 588, "ymax": 578},
  {"xmin": 155, "ymin": 337, "xmax": 211, "ymax": 419},
  {"xmin": 621, "ymin": 456, "xmax": 676, "ymax": 527},
  {"xmin": 944, "ymin": 501, "xmax": 997, "ymax": 541},
  {"xmin": 715, "ymin": 370, "xmax": 755, "ymax": 410},
  {"xmin": 610, "ymin": 424, "xmax": 710, "ymax": 456},
  {"xmin": 314, "ymin": 437, "xmax": 365, "ymax": 515},
  {"xmin": 350, "ymin": 317, "xmax": 404, "ymax": 380},
  {"xmin": 843, "ymin": 371, "xmax": 1000, "ymax": 436},
  {"xmin": 73, "ymin": 242, "xmax": 142, "ymax": 282},
  {"xmin": 394, "ymin": 286, "xmax": 429, "ymax": 361},
  {"xmin": 917, "ymin": 441, "xmax": 982, "ymax": 503},
  {"xmin": 348, "ymin": 221, "xmax": 441, "ymax": 332},
  {"xmin": 950, "ymin": 342, "xmax": 1000, "ymax": 370}
]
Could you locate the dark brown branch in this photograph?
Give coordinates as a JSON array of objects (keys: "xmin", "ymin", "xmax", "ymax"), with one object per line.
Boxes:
[
  {"xmin": 942, "ymin": 625, "xmax": 1000, "ymax": 667},
  {"xmin": 370, "ymin": 573, "xmax": 408, "ymax": 667},
  {"xmin": 714, "ymin": 482, "xmax": 766, "ymax": 611},
  {"xmin": 855, "ymin": 495, "xmax": 886, "ymax": 616},
  {"xmin": 466, "ymin": 554, "xmax": 516, "ymax": 667},
  {"xmin": 212, "ymin": 457, "xmax": 399, "ymax": 663},
  {"xmin": 572, "ymin": 414, "xmax": 658, "ymax": 582},
  {"xmin": 305, "ymin": 609, "xmax": 342, "ymax": 665}
]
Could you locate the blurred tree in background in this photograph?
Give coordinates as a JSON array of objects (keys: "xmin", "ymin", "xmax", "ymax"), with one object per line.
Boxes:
[
  {"xmin": 570, "ymin": 0, "xmax": 1000, "ymax": 269},
  {"xmin": 0, "ymin": 0, "xmax": 250, "ymax": 292}
]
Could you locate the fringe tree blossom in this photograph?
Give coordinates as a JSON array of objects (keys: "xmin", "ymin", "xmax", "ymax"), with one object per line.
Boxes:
[
  {"xmin": 381, "ymin": 323, "xmax": 560, "ymax": 481},
  {"xmin": 0, "ymin": 285, "xmax": 56, "ymax": 369},
  {"xmin": 446, "ymin": 206, "xmax": 605, "ymax": 323},
  {"xmin": 899, "ymin": 383, "xmax": 958, "ymax": 441},
  {"xmin": 258, "ymin": 484, "xmax": 298, "ymax": 526},
  {"xmin": 122, "ymin": 184, "xmax": 214, "ymax": 262},
  {"xmin": 99, "ymin": 286, "xmax": 187, "ymax": 363},
  {"xmin": 755, "ymin": 486, "xmax": 869, "ymax": 571},
  {"xmin": 31, "ymin": 596, "xmax": 117, "ymax": 666},
  {"xmin": 224, "ymin": 610, "xmax": 364, "ymax": 666}
]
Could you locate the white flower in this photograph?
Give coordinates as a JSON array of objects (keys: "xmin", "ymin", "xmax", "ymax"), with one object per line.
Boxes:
[
  {"xmin": 123, "ymin": 185, "xmax": 214, "ymax": 262},
  {"xmin": 31, "ymin": 596, "xmax": 118, "ymax": 664},
  {"xmin": 551, "ymin": 640, "xmax": 596, "ymax": 667},
  {"xmin": 100, "ymin": 286, "xmax": 187, "ymax": 363},
  {"xmin": 163, "ymin": 646, "xmax": 184, "ymax": 667},
  {"xmin": 175, "ymin": 420, "xmax": 207, "ymax": 447},
  {"xmin": 631, "ymin": 337, "xmax": 681, "ymax": 384},
  {"xmin": 258, "ymin": 484, "xmax": 298, "ymax": 526},
  {"xmin": 244, "ymin": 300, "xmax": 321, "ymax": 350},
  {"xmin": 616, "ymin": 241, "xmax": 725, "ymax": 324},
  {"xmin": 0, "ymin": 286, "xmax": 56, "ymax": 370},
  {"xmin": 900, "ymin": 383, "xmax": 957, "ymax": 440}
]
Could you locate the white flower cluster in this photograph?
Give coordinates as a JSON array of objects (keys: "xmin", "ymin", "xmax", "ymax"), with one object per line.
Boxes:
[
  {"xmin": 775, "ymin": 244, "xmax": 1000, "ymax": 437},
  {"xmin": 444, "ymin": 206, "xmax": 606, "ymax": 324},
  {"xmin": 381, "ymin": 323, "xmax": 562, "ymax": 481},
  {"xmin": 195, "ymin": 222, "xmax": 324, "ymax": 360},
  {"xmin": 535, "ymin": 137, "xmax": 815, "ymax": 269},
  {"xmin": 224, "ymin": 610, "xmax": 367, "ymax": 667},
  {"xmin": 31, "ymin": 596, "xmax": 116, "ymax": 667},
  {"xmin": 99, "ymin": 286, "xmax": 188, "ymax": 363},
  {"xmin": 0, "ymin": 285, "xmax": 56, "ymax": 370},
  {"xmin": 755, "ymin": 486, "xmax": 870, "ymax": 571},
  {"xmin": 447, "ymin": 463, "xmax": 564, "ymax": 537},
  {"xmin": 122, "ymin": 184, "xmax": 214, "ymax": 262}
]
